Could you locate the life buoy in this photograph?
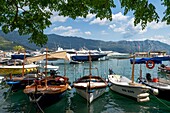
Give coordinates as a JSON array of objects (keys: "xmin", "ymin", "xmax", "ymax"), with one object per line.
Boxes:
[{"xmin": 146, "ymin": 60, "xmax": 155, "ymax": 69}]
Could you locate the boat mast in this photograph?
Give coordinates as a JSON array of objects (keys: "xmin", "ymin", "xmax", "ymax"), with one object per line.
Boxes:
[
  {"xmin": 140, "ymin": 64, "xmax": 142, "ymax": 78},
  {"xmin": 131, "ymin": 54, "xmax": 135, "ymax": 83},
  {"xmin": 45, "ymin": 48, "xmax": 48, "ymax": 87},
  {"xmin": 64, "ymin": 60, "xmax": 66, "ymax": 76},
  {"xmin": 88, "ymin": 51, "xmax": 92, "ymax": 103},
  {"xmin": 89, "ymin": 52, "xmax": 92, "ymax": 76},
  {"xmin": 22, "ymin": 51, "xmax": 26, "ymax": 77}
]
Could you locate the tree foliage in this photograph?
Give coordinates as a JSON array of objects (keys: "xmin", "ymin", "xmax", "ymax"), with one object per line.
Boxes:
[
  {"xmin": 0, "ymin": 0, "xmax": 169, "ymax": 46},
  {"xmin": 13, "ymin": 45, "xmax": 25, "ymax": 53}
]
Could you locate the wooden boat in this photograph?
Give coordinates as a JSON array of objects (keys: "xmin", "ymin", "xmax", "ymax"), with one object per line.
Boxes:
[
  {"xmin": 130, "ymin": 56, "xmax": 170, "ymax": 101},
  {"xmin": 1, "ymin": 64, "xmax": 40, "ymax": 91},
  {"xmin": 73, "ymin": 53, "xmax": 108, "ymax": 103},
  {"xmin": 23, "ymin": 49, "xmax": 71, "ymax": 108},
  {"xmin": 23, "ymin": 75, "xmax": 71, "ymax": 107},
  {"xmin": 74, "ymin": 75, "xmax": 108, "ymax": 103},
  {"xmin": 108, "ymin": 55, "xmax": 151, "ymax": 102}
]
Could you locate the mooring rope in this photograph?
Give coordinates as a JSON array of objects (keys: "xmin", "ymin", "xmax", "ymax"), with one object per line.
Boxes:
[
  {"xmin": 153, "ymin": 95, "xmax": 170, "ymax": 109},
  {"xmin": 33, "ymin": 94, "xmax": 44, "ymax": 113}
]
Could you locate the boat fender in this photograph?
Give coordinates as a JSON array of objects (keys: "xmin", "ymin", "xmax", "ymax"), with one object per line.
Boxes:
[
  {"xmin": 137, "ymin": 97, "xmax": 150, "ymax": 102},
  {"xmin": 66, "ymin": 109, "xmax": 74, "ymax": 113},
  {"xmin": 59, "ymin": 78, "xmax": 64, "ymax": 82},
  {"xmin": 146, "ymin": 60, "xmax": 155, "ymax": 69},
  {"xmin": 149, "ymin": 88, "xmax": 159, "ymax": 95},
  {"xmin": 67, "ymin": 85, "xmax": 72, "ymax": 90},
  {"xmin": 137, "ymin": 93, "xmax": 149, "ymax": 98}
]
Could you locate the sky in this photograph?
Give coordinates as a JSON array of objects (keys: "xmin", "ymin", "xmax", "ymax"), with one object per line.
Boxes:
[{"xmin": 44, "ymin": 0, "xmax": 170, "ymax": 45}]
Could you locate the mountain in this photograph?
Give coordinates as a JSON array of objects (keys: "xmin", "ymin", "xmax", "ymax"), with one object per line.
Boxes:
[
  {"xmin": 0, "ymin": 30, "xmax": 170, "ymax": 54},
  {"xmin": 0, "ymin": 36, "xmax": 23, "ymax": 50}
]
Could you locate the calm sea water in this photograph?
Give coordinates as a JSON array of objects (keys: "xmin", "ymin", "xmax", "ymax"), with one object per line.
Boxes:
[{"xmin": 0, "ymin": 59, "xmax": 170, "ymax": 113}]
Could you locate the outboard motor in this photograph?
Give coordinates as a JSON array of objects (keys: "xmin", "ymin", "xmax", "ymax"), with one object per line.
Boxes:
[{"xmin": 146, "ymin": 73, "xmax": 152, "ymax": 82}]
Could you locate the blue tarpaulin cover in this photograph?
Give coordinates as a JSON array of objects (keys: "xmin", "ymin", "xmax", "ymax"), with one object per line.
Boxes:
[
  {"xmin": 130, "ymin": 56, "xmax": 170, "ymax": 64},
  {"xmin": 11, "ymin": 54, "xmax": 31, "ymax": 60}
]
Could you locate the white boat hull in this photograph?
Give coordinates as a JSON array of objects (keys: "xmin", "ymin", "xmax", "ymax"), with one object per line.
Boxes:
[
  {"xmin": 0, "ymin": 76, "xmax": 4, "ymax": 83},
  {"xmin": 75, "ymin": 88, "xmax": 106, "ymax": 103},
  {"xmin": 110, "ymin": 83, "xmax": 148, "ymax": 99},
  {"xmin": 108, "ymin": 74, "xmax": 150, "ymax": 102},
  {"xmin": 158, "ymin": 78, "xmax": 170, "ymax": 85}
]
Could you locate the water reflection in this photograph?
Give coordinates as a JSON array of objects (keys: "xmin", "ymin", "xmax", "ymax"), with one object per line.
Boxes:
[
  {"xmin": 0, "ymin": 90, "xmax": 31, "ymax": 113},
  {"xmin": 0, "ymin": 60, "xmax": 170, "ymax": 113},
  {"xmin": 70, "ymin": 89, "xmax": 110, "ymax": 113}
]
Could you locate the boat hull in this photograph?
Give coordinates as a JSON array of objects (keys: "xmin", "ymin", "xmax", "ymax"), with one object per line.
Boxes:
[
  {"xmin": 27, "ymin": 91, "xmax": 66, "ymax": 108},
  {"xmin": 108, "ymin": 74, "xmax": 150, "ymax": 102},
  {"xmin": 75, "ymin": 88, "xmax": 106, "ymax": 103},
  {"xmin": 109, "ymin": 83, "xmax": 149, "ymax": 99},
  {"xmin": 71, "ymin": 54, "xmax": 106, "ymax": 61},
  {"xmin": 143, "ymin": 82, "xmax": 170, "ymax": 101},
  {"xmin": 6, "ymin": 79, "xmax": 35, "ymax": 92}
]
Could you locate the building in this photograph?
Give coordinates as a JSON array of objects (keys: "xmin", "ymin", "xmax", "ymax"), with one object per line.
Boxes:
[{"xmin": 135, "ymin": 51, "xmax": 166, "ymax": 57}]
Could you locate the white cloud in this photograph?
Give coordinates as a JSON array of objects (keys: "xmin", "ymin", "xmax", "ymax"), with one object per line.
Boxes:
[
  {"xmin": 61, "ymin": 29, "xmax": 81, "ymax": 36},
  {"xmin": 149, "ymin": 35, "xmax": 170, "ymax": 45},
  {"xmin": 147, "ymin": 21, "xmax": 168, "ymax": 29},
  {"xmin": 89, "ymin": 12, "xmax": 129, "ymax": 26},
  {"xmin": 85, "ymin": 31, "xmax": 91, "ymax": 35},
  {"xmin": 114, "ymin": 27, "xmax": 126, "ymax": 33},
  {"xmin": 52, "ymin": 26, "xmax": 72, "ymax": 31},
  {"xmin": 79, "ymin": 13, "xmax": 96, "ymax": 22},
  {"xmin": 127, "ymin": 35, "xmax": 170, "ymax": 45},
  {"xmin": 90, "ymin": 18, "xmax": 110, "ymax": 25},
  {"xmin": 127, "ymin": 18, "xmax": 147, "ymax": 33},
  {"xmin": 111, "ymin": 18, "xmax": 147, "ymax": 38},
  {"xmin": 109, "ymin": 24, "xmax": 116, "ymax": 29},
  {"xmin": 112, "ymin": 12, "xmax": 129, "ymax": 21},
  {"xmin": 101, "ymin": 30, "xmax": 108, "ymax": 35},
  {"xmin": 50, "ymin": 12, "xmax": 68, "ymax": 22},
  {"xmin": 51, "ymin": 25, "xmax": 82, "ymax": 36}
]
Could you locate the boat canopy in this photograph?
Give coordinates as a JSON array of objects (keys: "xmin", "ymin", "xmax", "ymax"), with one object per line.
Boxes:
[
  {"xmin": 130, "ymin": 56, "xmax": 170, "ymax": 64},
  {"xmin": 26, "ymin": 51, "xmax": 69, "ymax": 64}
]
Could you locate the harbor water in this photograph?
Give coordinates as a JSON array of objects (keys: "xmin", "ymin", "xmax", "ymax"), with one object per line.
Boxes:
[{"xmin": 0, "ymin": 59, "xmax": 170, "ymax": 113}]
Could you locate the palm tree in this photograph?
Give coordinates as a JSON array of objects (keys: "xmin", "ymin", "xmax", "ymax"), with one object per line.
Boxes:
[{"xmin": 13, "ymin": 45, "xmax": 25, "ymax": 54}]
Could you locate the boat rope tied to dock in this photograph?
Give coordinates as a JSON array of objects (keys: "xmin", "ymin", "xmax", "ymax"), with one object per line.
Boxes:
[{"xmin": 152, "ymin": 93, "xmax": 170, "ymax": 109}]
